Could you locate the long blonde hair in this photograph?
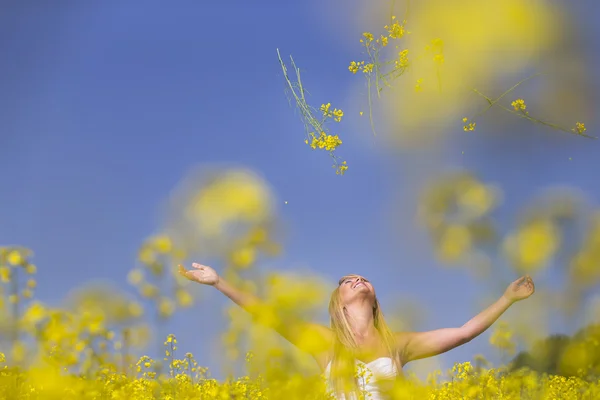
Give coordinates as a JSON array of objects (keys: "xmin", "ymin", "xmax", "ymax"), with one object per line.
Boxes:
[{"xmin": 328, "ymin": 275, "xmax": 401, "ymax": 397}]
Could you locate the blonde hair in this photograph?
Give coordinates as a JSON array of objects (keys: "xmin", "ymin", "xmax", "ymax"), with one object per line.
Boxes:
[{"xmin": 328, "ymin": 275, "xmax": 401, "ymax": 397}]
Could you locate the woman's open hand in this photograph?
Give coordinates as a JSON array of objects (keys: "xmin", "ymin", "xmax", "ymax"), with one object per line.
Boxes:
[
  {"xmin": 178, "ymin": 263, "xmax": 219, "ymax": 286},
  {"xmin": 503, "ymin": 275, "xmax": 535, "ymax": 303}
]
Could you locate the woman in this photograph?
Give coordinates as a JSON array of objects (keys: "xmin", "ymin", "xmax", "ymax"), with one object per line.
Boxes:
[{"xmin": 179, "ymin": 263, "xmax": 535, "ymax": 399}]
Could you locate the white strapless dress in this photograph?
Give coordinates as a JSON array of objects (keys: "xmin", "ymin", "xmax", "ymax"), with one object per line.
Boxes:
[{"xmin": 324, "ymin": 357, "xmax": 399, "ymax": 400}]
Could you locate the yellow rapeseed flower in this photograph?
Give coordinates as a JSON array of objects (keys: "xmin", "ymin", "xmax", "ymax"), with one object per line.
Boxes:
[
  {"xmin": 362, "ymin": 32, "xmax": 374, "ymax": 43},
  {"xmin": 158, "ymin": 297, "xmax": 176, "ymax": 318},
  {"xmin": 154, "ymin": 235, "xmax": 172, "ymax": 253},
  {"xmin": 25, "ymin": 263, "xmax": 37, "ymax": 274},
  {"xmin": 127, "ymin": 269, "xmax": 144, "ymax": 286},
  {"xmin": 7, "ymin": 250, "xmax": 24, "ymax": 265},
  {"xmin": 175, "ymin": 289, "xmax": 193, "ymax": 308},
  {"xmin": 511, "ymin": 98, "xmax": 528, "ymax": 113},
  {"xmin": 573, "ymin": 122, "xmax": 586, "ymax": 135},
  {"xmin": 0, "ymin": 266, "xmax": 10, "ymax": 283}
]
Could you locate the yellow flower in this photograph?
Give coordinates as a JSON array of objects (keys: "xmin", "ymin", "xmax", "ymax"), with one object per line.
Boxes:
[
  {"xmin": 384, "ymin": 20, "xmax": 405, "ymax": 39},
  {"xmin": 380, "ymin": 35, "xmax": 388, "ymax": 46},
  {"xmin": 511, "ymin": 98, "xmax": 527, "ymax": 113},
  {"xmin": 138, "ymin": 246, "xmax": 155, "ymax": 265},
  {"xmin": 140, "ymin": 284, "xmax": 159, "ymax": 298},
  {"xmin": 175, "ymin": 289, "xmax": 193, "ymax": 308},
  {"xmin": 22, "ymin": 301, "xmax": 47, "ymax": 325},
  {"xmin": 332, "ymin": 108, "xmax": 343, "ymax": 122},
  {"xmin": 152, "ymin": 235, "xmax": 172, "ymax": 253},
  {"xmin": 308, "ymin": 132, "xmax": 343, "ymax": 152},
  {"xmin": 415, "ymin": 78, "xmax": 423, "ymax": 92},
  {"xmin": 7, "ymin": 250, "xmax": 23, "ymax": 265},
  {"xmin": 128, "ymin": 301, "xmax": 144, "ymax": 317},
  {"xmin": 463, "ymin": 122, "xmax": 477, "ymax": 131},
  {"xmin": 0, "ymin": 266, "xmax": 10, "ymax": 283},
  {"xmin": 362, "ymin": 32, "xmax": 374, "ymax": 43},
  {"xmin": 348, "ymin": 61, "xmax": 362, "ymax": 74},
  {"xmin": 8, "ymin": 294, "xmax": 18, "ymax": 304},
  {"xmin": 127, "ymin": 269, "xmax": 144, "ymax": 286},
  {"xmin": 489, "ymin": 321, "xmax": 516, "ymax": 355},
  {"xmin": 395, "ymin": 49, "xmax": 409, "ymax": 70},
  {"xmin": 573, "ymin": 122, "xmax": 586, "ymax": 135},
  {"xmin": 25, "ymin": 263, "xmax": 37, "ymax": 274},
  {"xmin": 336, "ymin": 161, "xmax": 348, "ymax": 176},
  {"xmin": 12, "ymin": 341, "xmax": 26, "ymax": 363},
  {"xmin": 362, "ymin": 63, "xmax": 374, "ymax": 74},
  {"xmin": 75, "ymin": 341, "xmax": 86, "ymax": 352},
  {"xmin": 26, "ymin": 279, "xmax": 36, "ymax": 288},
  {"xmin": 158, "ymin": 297, "xmax": 176, "ymax": 318},
  {"xmin": 231, "ymin": 246, "xmax": 256, "ymax": 269}
]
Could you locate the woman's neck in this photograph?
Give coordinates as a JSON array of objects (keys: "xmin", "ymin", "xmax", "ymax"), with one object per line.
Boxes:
[{"xmin": 345, "ymin": 302, "xmax": 377, "ymax": 339}]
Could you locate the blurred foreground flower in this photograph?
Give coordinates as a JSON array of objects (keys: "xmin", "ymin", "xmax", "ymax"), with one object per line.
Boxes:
[
  {"xmin": 165, "ymin": 166, "xmax": 277, "ymax": 257},
  {"xmin": 418, "ymin": 172, "xmax": 500, "ymax": 266}
]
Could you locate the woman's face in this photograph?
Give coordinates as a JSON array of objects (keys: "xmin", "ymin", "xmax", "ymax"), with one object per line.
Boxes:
[{"xmin": 338, "ymin": 275, "xmax": 375, "ymax": 305}]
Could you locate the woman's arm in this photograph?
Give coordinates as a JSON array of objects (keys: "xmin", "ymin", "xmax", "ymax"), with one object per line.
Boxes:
[
  {"xmin": 396, "ymin": 275, "xmax": 535, "ymax": 364},
  {"xmin": 180, "ymin": 263, "xmax": 333, "ymax": 364}
]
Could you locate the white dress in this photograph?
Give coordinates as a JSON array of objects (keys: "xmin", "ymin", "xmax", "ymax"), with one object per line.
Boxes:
[{"xmin": 324, "ymin": 357, "xmax": 399, "ymax": 400}]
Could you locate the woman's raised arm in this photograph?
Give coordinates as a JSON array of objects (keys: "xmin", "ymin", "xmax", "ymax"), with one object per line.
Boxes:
[
  {"xmin": 179, "ymin": 263, "xmax": 333, "ymax": 366},
  {"xmin": 396, "ymin": 275, "xmax": 535, "ymax": 364}
]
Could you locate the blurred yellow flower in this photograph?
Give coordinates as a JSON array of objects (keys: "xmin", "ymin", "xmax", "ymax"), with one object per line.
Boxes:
[
  {"xmin": 504, "ymin": 218, "xmax": 559, "ymax": 273},
  {"xmin": 138, "ymin": 247, "xmax": 156, "ymax": 265},
  {"xmin": 22, "ymin": 301, "xmax": 47, "ymax": 325},
  {"xmin": 12, "ymin": 341, "xmax": 26, "ymax": 363},
  {"xmin": 128, "ymin": 301, "xmax": 144, "ymax": 318},
  {"xmin": 175, "ymin": 289, "xmax": 193, "ymax": 308},
  {"xmin": 0, "ymin": 266, "xmax": 10, "ymax": 283},
  {"xmin": 158, "ymin": 297, "xmax": 176, "ymax": 318},
  {"xmin": 127, "ymin": 269, "xmax": 144, "ymax": 286},
  {"xmin": 438, "ymin": 224, "xmax": 472, "ymax": 262},
  {"xmin": 489, "ymin": 321, "xmax": 516, "ymax": 355},
  {"xmin": 7, "ymin": 250, "xmax": 23, "ymax": 265},
  {"xmin": 231, "ymin": 246, "xmax": 256, "ymax": 269},
  {"xmin": 25, "ymin": 263, "xmax": 37, "ymax": 274},
  {"xmin": 152, "ymin": 235, "xmax": 173, "ymax": 253}
]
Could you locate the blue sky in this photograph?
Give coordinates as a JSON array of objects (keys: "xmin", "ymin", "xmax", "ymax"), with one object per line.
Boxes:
[{"xmin": 1, "ymin": 0, "xmax": 599, "ymax": 379}]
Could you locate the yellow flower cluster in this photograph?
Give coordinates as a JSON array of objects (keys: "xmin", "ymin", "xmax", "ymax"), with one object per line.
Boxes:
[
  {"xmin": 395, "ymin": 49, "xmax": 409, "ymax": 70},
  {"xmin": 511, "ymin": 98, "xmax": 528, "ymax": 113},
  {"xmin": 573, "ymin": 122, "xmax": 586, "ymax": 135},
  {"xmin": 489, "ymin": 321, "xmax": 517, "ymax": 356},
  {"xmin": 277, "ymin": 50, "xmax": 348, "ymax": 175},
  {"xmin": 306, "ymin": 131, "xmax": 342, "ymax": 152},
  {"xmin": 128, "ymin": 234, "xmax": 193, "ymax": 320},
  {"xmin": 462, "ymin": 117, "xmax": 476, "ymax": 132},
  {"xmin": 320, "ymin": 103, "xmax": 344, "ymax": 122},
  {"xmin": 0, "ymin": 247, "xmax": 37, "ymax": 306},
  {"xmin": 418, "ymin": 173, "xmax": 499, "ymax": 266},
  {"xmin": 426, "ymin": 38, "xmax": 445, "ymax": 66},
  {"xmin": 384, "ymin": 16, "xmax": 406, "ymax": 39},
  {"xmin": 1, "ymin": 346, "xmax": 599, "ymax": 398}
]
